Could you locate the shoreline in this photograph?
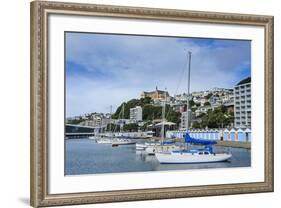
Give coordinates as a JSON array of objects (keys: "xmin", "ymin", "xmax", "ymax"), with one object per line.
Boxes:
[
  {"xmin": 66, "ymin": 136, "xmax": 251, "ymax": 149},
  {"xmin": 215, "ymin": 140, "xmax": 251, "ymax": 149},
  {"xmin": 148, "ymin": 137, "xmax": 251, "ymax": 149}
]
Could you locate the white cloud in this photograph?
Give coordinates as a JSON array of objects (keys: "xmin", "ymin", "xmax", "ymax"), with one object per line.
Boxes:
[{"xmin": 66, "ymin": 33, "xmax": 250, "ymax": 116}]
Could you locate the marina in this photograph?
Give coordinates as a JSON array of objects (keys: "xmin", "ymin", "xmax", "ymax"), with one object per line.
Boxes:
[
  {"xmin": 65, "ymin": 137, "xmax": 251, "ymax": 175},
  {"xmin": 65, "ymin": 35, "xmax": 253, "ymax": 175}
]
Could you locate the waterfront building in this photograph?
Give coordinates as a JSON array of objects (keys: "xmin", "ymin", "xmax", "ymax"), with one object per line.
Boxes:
[
  {"xmin": 129, "ymin": 106, "xmax": 143, "ymax": 121},
  {"xmin": 234, "ymin": 77, "xmax": 251, "ymax": 128},
  {"xmin": 166, "ymin": 128, "xmax": 251, "ymax": 142}
]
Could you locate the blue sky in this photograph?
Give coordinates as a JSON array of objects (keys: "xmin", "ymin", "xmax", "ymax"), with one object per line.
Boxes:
[{"xmin": 65, "ymin": 32, "xmax": 251, "ymax": 117}]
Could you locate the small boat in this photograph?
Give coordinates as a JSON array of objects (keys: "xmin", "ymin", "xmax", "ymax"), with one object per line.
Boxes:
[
  {"xmin": 136, "ymin": 143, "xmax": 147, "ymax": 150},
  {"xmin": 111, "ymin": 138, "xmax": 136, "ymax": 146},
  {"xmin": 96, "ymin": 138, "xmax": 112, "ymax": 144},
  {"xmin": 136, "ymin": 142, "xmax": 160, "ymax": 150},
  {"xmin": 155, "ymin": 132, "xmax": 232, "ymax": 164}
]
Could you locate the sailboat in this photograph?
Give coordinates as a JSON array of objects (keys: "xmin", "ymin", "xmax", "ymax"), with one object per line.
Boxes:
[
  {"xmin": 155, "ymin": 51, "xmax": 232, "ymax": 164},
  {"xmin": 144, "ymin": 89, "xmax": 180, "ymax": 155},
  {"xmin": 111, "ymin": 103, "xmax": 135, "ymax": 146},
  {"xmin": 96, "ymin": 105, "xmax": 114, "ymax": 144},
  {"xmin": 155, "ymin": 132, "xmax": 232, "ymax": 163}
]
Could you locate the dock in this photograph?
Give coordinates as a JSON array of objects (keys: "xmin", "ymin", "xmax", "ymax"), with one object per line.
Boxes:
[
  {"xmin": 215, "ymin": 140, "xmax": 251, "ymax": 149},
  {"xmin": 149, "ymin": 137, "xmax": 251, "ymax": 149}
]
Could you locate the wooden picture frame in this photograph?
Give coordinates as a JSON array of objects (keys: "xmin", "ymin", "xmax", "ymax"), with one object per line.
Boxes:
[{"xmin": 30, "ymin": 1, "xmax": 274, "ymax": 207}]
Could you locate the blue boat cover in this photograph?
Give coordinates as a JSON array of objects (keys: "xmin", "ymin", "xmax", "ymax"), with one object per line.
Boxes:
[{"xmin": 184, "ymin": 131, "xmax": 217, "ymax": 145}]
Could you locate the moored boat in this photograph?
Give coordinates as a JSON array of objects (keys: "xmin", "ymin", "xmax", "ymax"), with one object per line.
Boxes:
[
  {"xmin": 155, "ymin": 132, "xmax": 232, "ymax": 164},
  {"xmin": 155, "ymin": 147, "xmax": 231, "ymax": 164},
  {"xmin": 136, "ymin": 143, "xmax": 147, "ymax": 150},
  {"xmin": 96, "ymin": 138, "xmax": 112, "ymax": 144},
  {"xmin": 155, "ymin": 52, "xmax": 231, "ymax": 164},
  {"xmin": 111, "ymin": 138, "xmax": 136, "ymax": 146}
]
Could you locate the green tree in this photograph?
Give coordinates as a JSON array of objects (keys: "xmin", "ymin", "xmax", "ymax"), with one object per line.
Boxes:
[
  {"xmin": 189, "ymin": 99, "xmax": 195, "ymax": 107},
  {"xmin": 112, "ymin": 97, "xmax": 153, "ymax": 119},
  {"xmin": 192, "ymin": 121, "xmax": 201, "ymax": 129},
  {"xmin": 143, "ymin": 105, "xmax": 162, "ymax": 120},
  {"xmin": 204, "ymin": 101, "xmax": 211, "ymax": 106},
  {"xmin": 165, "ymin": 105, "xmax": 181, "ymax": 125},
  {"xmin": 113, "ymin": 98, "xmax": 181, "ymax": 126},
  {"xmin": 199, "ymin": 106, "xmax": 234, "ymax": 128}
]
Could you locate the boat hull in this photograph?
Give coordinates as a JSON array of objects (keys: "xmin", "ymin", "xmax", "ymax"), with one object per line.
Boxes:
[
  {"xmin": 111, "ymin": 138, "xmax": 135, "ymax": 145},
  {"xmin": 112, "ymin": 142, "xmax": 136, "ymax": 145},
  {"xmin": 96, "ymin": 140, "xmax": 112, "ymax": 144},
  {"xmin": 155, "ymin": 152, "xmax": 232, "ymax": 164},
  {"xmin": 136, "ymin": 143, "xmax": 146, "ymax": 150}
]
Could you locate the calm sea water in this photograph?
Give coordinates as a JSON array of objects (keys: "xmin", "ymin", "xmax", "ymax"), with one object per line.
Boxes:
[{"xmin": 65, "ymin": 138, "xmax": 251, "ymax": 175}]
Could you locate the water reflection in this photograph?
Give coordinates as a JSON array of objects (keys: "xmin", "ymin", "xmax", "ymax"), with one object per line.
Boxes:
[{"xmin": 65, "ymin": 138, "xmax": 251, "ymax": 175}]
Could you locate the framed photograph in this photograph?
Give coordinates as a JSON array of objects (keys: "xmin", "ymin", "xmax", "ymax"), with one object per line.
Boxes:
[{"xmin": 30, "ymin": 1, "xmax": 274, "ymax": 207}]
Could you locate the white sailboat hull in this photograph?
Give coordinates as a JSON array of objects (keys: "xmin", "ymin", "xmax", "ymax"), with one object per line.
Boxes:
[
  {"xmin": 96, "ymin": 139, "xmax": 112, "ymax": 144},
  {"xmin": 136, "ymin": 143, "xmax": 147, "ymax": 150},
  {"xmin": 112, "ymin": 138, "xmax": 135, "ymax": 145},
  {"xmin": 155, "ymin": 152, "xmax": 232, "ymax": 164}
]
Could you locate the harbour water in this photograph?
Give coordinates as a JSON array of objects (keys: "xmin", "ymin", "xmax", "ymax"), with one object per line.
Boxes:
[{"xmin": 65, "ymin": 138, "xmax": 251, "ymax": 175}]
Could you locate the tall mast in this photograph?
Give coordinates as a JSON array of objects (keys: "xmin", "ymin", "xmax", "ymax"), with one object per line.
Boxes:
[
  {"xmin": 122, "ymin": 103, "xmax": 125, "ymax": 119},
  {"xmin": 120, "ymin": 103, "xmax": 125, "ymax": 132},
  {"xmin": 161, "ymin": 88, "xmax": 167, "ymax": 140},
  {"xmin": 186, "ymin": 51, "xmax": 192, "ymax": 131},
  {"xmin": 109, "ymin": 105, "xmax": 112, "ymax": 132}
]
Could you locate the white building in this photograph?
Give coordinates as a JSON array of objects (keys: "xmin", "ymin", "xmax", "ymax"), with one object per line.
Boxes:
[
  {"xmin": 129, "ymin": 106, "xmax": 143, "ymax": 121},
  {"xmin": 234, "ymin": 77, "xmax": 251, "ymax": 128}
]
